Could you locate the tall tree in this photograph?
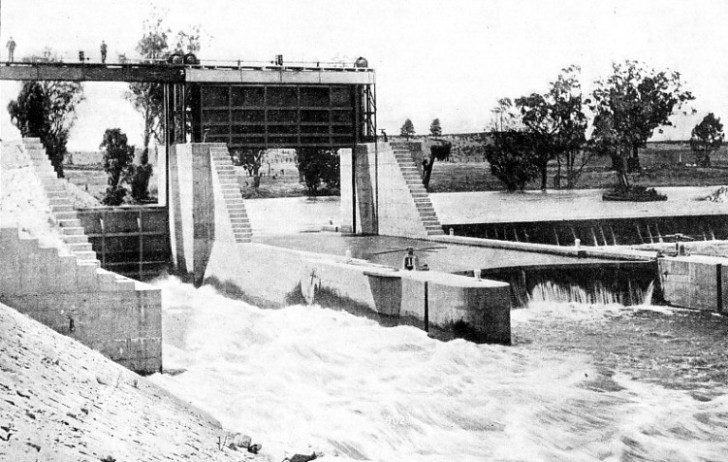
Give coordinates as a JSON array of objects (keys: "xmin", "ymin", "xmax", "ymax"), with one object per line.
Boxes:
[
  {"xmin": 125, "ymin": 12, "xmax": 171, "ymax": 152},
  {"xmin": 690, "ymin": 113, "xmax": 724, "ymax": 167},
  {"xmin": 400, "ymin": 119, "xmax": 415, "ymax": 139},
  {"xmin": 126, "ymin": 12, "xmax": 202, "ymax": 150},
  {"xmin": 8, "ymin": 80, "xmax": 84, "ymax": 178},
  {"xmin": 589, "ymin": 60, "xmax": 694, "ymax": 188},
  {"xmin": 429, "ymin": 118, "xmax": 442, "ymax": 136},
  {"xmin": 515, "ymin": 65, "xmax": 588, "ymax": 189}
]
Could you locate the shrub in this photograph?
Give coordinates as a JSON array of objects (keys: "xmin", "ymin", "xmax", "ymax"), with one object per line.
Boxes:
[
  {"xmin": 130, "ymin": 148, "xmax": 153, "ymax": 201},
  {"xmin": 100, "ymin": 129, "xmax": 134, "ymax": 206},
  {"xmin": 296, "ymin": 148, "xmax": 339, "ymax": 196},
  {"xmin": 484, "ymin": 131, "xmax": 539, "ymax": 191}
]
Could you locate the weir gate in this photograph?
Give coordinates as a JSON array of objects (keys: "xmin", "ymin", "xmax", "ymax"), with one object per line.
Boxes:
[{"xmin": 1, "ymin": 59, "xmax": 376, "ymax": 279}]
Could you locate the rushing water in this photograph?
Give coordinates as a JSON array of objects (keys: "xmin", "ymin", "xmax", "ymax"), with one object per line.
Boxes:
[{"xmin": 149, "ymin": 278, "xmax": 728, "ymax": 462}]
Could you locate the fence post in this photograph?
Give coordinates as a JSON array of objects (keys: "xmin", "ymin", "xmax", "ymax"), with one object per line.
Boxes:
[
  {"xmin": 717, "ymin": 264, "xmax": 723, "ymax": 313},
  {"xmin": 424, "ymin": 281, "xmax": 429, "ymax": 333},
  {"xmin": 138, "ymin": 214, "xmax": 143, "ymax": 280}
]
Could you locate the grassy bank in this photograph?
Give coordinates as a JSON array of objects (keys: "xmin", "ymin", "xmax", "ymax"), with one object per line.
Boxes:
[{"xmin": 63, "ymin": 141, "xmax": 728, "ymax": 202}]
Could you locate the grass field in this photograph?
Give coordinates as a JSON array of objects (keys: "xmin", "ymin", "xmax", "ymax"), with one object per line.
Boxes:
[{"xmin": 62, "ymin": 141, "xmax": 728, "ymax": 203}]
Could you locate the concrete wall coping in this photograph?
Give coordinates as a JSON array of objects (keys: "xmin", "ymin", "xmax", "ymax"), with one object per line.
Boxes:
[
  {"xmin": 428, "ymin": 234, "xmax": 657, "ymax": 262},
  {"xmin": 322, "ymin": 259, "xmax": 509, "ymax": 289},
  {"xmin": 662, "ymin": 255, "xmax": 728, "ymax": 264}
]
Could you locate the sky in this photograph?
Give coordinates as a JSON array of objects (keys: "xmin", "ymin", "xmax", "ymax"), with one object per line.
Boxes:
[{"xmin": 1, "ymin": 0, "xmax": 727, "ymax": 150}]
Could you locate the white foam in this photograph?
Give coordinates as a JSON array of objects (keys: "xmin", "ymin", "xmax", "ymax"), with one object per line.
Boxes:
[{"xmin": 149, "ymin": 277, "xmax": 728, "ymax": 461}]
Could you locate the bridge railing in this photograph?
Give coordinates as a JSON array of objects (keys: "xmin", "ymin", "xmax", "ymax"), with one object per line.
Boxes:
[{"xmin": 9, "ymin": 55, "xmax": 373, "ymax": 72}]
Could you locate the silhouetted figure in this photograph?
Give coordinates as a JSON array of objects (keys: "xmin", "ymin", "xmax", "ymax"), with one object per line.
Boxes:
[
  {"xmin": 402, "ymin": 247, "xmax": 419, "ymax": 271},
  {"xmin": 6, "ymin": 37, "xmax": 16, "ymax": 62},
  {"xmin": 380, "ymin": 129, "xmax": 388, "ymax": 142},
  {"xmin": 100, "ymin": 40, "xmax": 107, "ymax": 63}
]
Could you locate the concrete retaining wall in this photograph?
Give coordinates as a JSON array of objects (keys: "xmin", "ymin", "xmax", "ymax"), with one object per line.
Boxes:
[
  {"xmin": 0, "ymin": 228, "xmax": 162, "ymax": 374},
  {"xmin": 203, "ymin": 242, "xmax": 511, "ymax": 343},
  {"xmin": 659, "ymin": 255, "xmax": 728, "ymax": 312}
]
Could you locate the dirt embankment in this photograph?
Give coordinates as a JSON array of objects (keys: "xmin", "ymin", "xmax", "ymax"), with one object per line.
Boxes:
[{"xmin": 0, "ymin": 302, "xmax": 265, "ymax": 462}]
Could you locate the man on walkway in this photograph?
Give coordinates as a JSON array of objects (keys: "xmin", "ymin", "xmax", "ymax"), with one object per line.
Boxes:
[
  {"xmin": 402, "ymin": 247, "xmax": 419, "ymax": 271},
  {"xmin": 100, "ymin": 40, "xmax": 108, "ymax": 64},
  {"xmin": 6, "ymin": 37, "xmax": 17, "ymax": 62}
]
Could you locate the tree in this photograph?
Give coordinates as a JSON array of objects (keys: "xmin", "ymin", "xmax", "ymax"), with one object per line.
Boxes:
[
  {"xmin": 515, "ymin": 66, "xmax": 588, "ymax": 189},
  {"xmin": 429, "ymin": 118, "xmax": 442, "ymax": 136},
  {"xmin": 489, "ymin": 98, "xmax": 521, "ymax": 132},
  {"xmin": 235, "ymin": 149, "xmax": 265, "ymax": 189},
  {"xmin": 125, "ymin": 12, "xmax": 202, "ymax": 200},
  {"xmin": 126, "ymin": 11, "xmax": 202, "ymax": 150},
  {"xmin": 421, "ymin": 141, "xmax": 451, "ymax": 189},
  {"xmin": 129, "ymin": 151, "xmax": 154, "ymax": 202},
  {"xmin": 125, "ymin": 12, "xmax": 171, "ymax": 152},
  {"xmin": 8, "ymin": 80, "xmax": 84, "ymax": 178},
  {"xmin": 296, "ymin": 148, "xmax": 340, "ymax": 196},
  {"xmin": 484, "ymin": 131, "xmax": 540, "ymax": 191},
  {"xmin": 690, "ymin": 113, "xmax": 724, "ymax": 167},
  {"xmin": 100, "ymin": 129, "xmax": 135, "ymax": 206},
  {"xmin": 589, "ymin": 60, "xmax": 694, "ymax": 188},
  {"xmin": 400, "ymin": 119, "xmax": 415, "ymax": 139}
]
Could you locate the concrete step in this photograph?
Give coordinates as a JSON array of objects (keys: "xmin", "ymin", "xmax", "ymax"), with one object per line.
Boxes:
[
  {"xmin": 48, "ymin": 198, "xmax": 69, "ymax": 206},
  {"xmin": 58, "ymin": 218, "xmax": 82, "ymax": 228},
  {"xmin": 62, "ymin": 235, "xmax": 88, "ymax": 244},
  {"xmin": 67, "ymin": 242, "xmax": 93, "ymax": 252},
  {"xmin": 51, "ymin": 205, "xmax": 74, "ymax": 213},
  {"xmin": 77, "ymin": 260, "xmax": 100, "ymax": 270},
  {"xmin": 54, "ymin": 211, "xmax": 78, "ymax": 220},
  {"xmin": 73, "ymin": 250, "xmax": 98, "ymax": 260},
  {"xmin": 62, "ymin": 227, "xmax": 86, "ymax": 236},
  {"xmin": 45, "ymin": 191, "xmax": 69, "ymax": 199}
]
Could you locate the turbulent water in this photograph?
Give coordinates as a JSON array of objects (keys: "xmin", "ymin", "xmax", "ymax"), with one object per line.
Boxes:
[{"xmin": 149, "ymin": 278, "xmax": 728, "ymax": 462}]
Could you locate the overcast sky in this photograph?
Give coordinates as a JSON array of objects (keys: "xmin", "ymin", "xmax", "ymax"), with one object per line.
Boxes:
[{"xmin": 1, "ymin": 0, "xmax": 727, "ymax": 150}]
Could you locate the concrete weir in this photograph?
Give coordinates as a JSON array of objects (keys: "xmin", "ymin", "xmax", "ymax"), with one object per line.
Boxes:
[{"xmin": 168, "ymin": 142, "xmax": 512, "ymax": 344}]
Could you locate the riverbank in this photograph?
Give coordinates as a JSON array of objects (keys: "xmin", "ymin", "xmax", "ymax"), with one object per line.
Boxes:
[{"xmin": 0, "ymin": 301, "xmax": 266, "ymax": 462}]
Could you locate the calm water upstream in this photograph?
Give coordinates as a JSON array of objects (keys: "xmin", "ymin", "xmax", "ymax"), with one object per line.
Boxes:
[{"xmin": 150, "ymin": 278, "xmax": 728, "ymax": 462}]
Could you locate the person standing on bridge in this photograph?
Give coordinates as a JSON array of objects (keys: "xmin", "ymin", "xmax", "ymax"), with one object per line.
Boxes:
[
  {"xmin": 6, "ymin": 37, "xmax": 17, "ymax": 62},
  {"xmin": 100, "ymin": 40, "xmax": 108, "ymax": 64}
]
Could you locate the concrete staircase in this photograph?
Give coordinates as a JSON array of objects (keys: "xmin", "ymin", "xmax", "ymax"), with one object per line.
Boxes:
[
  {"xmin": 209, "ymin": 145, "xmax": 253, "ymax": 243},
  {"xmin": 390, "ymin": 142, "xmax": 445, "ymax": 236},
  {"xmin": 21, "ymin": 138, "xmax": 103, "ymax": 264},
  {"xmin": 19, "ymin": 139, "xmax": 139, "ymax": 289}
]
